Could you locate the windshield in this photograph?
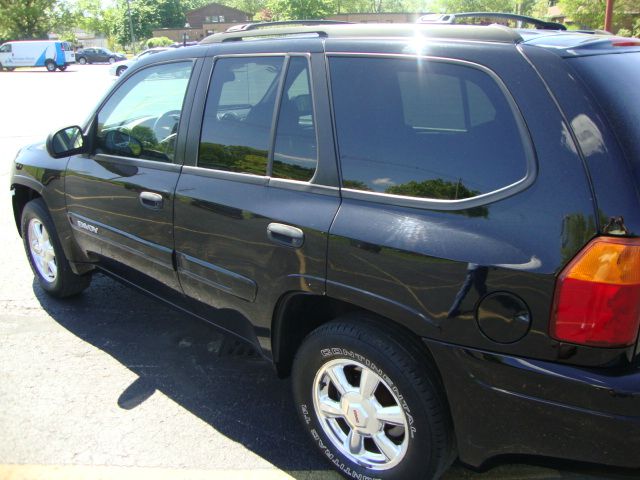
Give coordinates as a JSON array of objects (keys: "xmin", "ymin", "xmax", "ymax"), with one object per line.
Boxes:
[{"xmin": 569, "ymin": 52, "xmax": 640, "ymax": 182}]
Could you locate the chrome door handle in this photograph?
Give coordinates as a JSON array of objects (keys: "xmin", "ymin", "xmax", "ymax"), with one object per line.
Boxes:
[
  {"xmin": 267, "ymin": 223, "xmax": 304, "ymax": 248},
  {"xmin": 139, "ymin": 191, "xmax": 164, "ymax": 210}
]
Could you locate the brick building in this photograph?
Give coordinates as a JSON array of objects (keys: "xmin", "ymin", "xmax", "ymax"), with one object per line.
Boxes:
[{"xmin": 153, "ymin": 2, "xmax": 251, "ymax": 43}]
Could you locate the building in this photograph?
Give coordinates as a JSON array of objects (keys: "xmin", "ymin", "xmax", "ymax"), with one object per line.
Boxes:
[{"xmin": 153, "ymin": 2, "xmax": 251, "ymax": 43}]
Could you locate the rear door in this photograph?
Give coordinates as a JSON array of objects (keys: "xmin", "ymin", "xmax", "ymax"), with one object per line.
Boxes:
[
  {"xmin": 173, "ymin": 43, "xmax": 340, "ymax": 347},
  {"xmin": 65, "ymin": 58, "xmax": 202, "ymax": 292}
]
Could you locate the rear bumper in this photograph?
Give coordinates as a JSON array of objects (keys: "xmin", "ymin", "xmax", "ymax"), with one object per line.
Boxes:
[{"xmin": 425, "ymin": 339, "xmax": 640, "ymax": 469}]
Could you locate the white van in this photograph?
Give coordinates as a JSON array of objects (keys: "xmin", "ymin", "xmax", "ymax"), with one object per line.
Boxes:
[{"xmin": 0, "ymin": 40, "xmax": 75, "ymax": 72}]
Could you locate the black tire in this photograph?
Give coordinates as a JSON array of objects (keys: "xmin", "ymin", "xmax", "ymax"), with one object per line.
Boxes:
[
  {"xmin": 78, "ymin": 57, "xmax": 87, "ymax": 65},
  {"xmin": 58, "ymin": 65, "xmax": 67, "ymax": 71},
  {"xmin": 292, "ymin": 316, "xmax": 455, "ymax": 480},
  {"xmin": 0, "ymin": 62, "xmax": 3, "ymax": 71},
  {"xmin": 116, "ymin": 65, "xmax": 127, "ymax": 76},
  {"xmin": 108, "ymin": 56, "xmax": 116, "ymax": 64},
  {"xmin": 45, "ymin": 60, "xmax": 56, "ymax": 72},
  {"xmin": 21, "ymin": 198, "xmax": 92, "ymax": 298},
  {"xmin": 6, "ymin": 67, "xmax": 15, "ymax": 71}
]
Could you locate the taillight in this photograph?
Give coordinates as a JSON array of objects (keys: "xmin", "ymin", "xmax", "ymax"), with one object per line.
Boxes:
[{"xmin": 551, "ymin": 237, "xmax": 640, "ymax": 348}]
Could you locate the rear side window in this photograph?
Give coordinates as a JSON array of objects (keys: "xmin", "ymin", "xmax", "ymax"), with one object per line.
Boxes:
[
  {"xmin": 570, "ymin": 53, "xmax": 640, "ymax": 186},
  {"xmin": 199, "ymin": 56, "xmax": 284, "ymax": 175},
  {"xmin": 329, "ymin": 56, "xmax": 528, "ymax": 200},
  {"xmin": 273, "ymin": 56, "xmax": 317, "ymax": 182}
]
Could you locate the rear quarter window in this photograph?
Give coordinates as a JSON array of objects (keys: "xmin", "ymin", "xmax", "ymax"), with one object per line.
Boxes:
[
  {"xmin": 329, "ymin": 56, "xmax": 529, "ymax": 202},
  {"xmin": 569, "ymin": 52, "xmax": 640, "ymax": 185}
]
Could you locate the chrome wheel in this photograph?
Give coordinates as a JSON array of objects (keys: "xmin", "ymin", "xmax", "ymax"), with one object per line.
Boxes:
[
  {"xmin": 313, "ymin": 359, "xmax": 410, "ymax": 470},
  {"xmin": 28, "ymin": 218, "xmax": 57, "ymax": 283}
]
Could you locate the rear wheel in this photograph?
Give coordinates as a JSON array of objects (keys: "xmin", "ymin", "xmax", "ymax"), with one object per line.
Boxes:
[
  {"xmin": 6, "ymin": 67, "xmax": 15, "ymax": 71},
  {"xmin": 45, "ymin": 60, "xmax": 56, "ymax": 72},
  {"xmin": 58, "ymin": 65, "xmax": 67, "ymax": 71},
  {"xmin": 21, "ymin": 198, "xmax": 91, "ymax": 298},
  {"xmin": 0, "ymin": 62, "xmax": 3, "ymax": 71},
  {"xmin": 78, "ymin": 57, "xmax": 87, "ymax": 65},
  {"xmin": 116, "ymin": 65, "xmax": 127, "ymax": 76},
  {"xmin": 292, "ymin": 316, "xmax": 456, "ymax": 480},
  {"xmin": 108, "ymin": 56, "xmax": 116, "ymax": 64}
]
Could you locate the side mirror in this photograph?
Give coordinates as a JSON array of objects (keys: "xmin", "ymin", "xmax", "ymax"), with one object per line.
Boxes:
[{"xmin": 46, "ymin": 126, "xmax": 87, "ymax": 159}]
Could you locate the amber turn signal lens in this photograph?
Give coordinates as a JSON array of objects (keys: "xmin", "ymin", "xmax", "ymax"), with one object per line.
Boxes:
[{"xmin": 551, "ymin": 237, "xmax": 640, "ymax": 348}]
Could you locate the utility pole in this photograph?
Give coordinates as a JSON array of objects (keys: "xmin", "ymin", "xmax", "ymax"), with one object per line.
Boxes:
[
  {"xmin": 604, "ymin": 0, "xmax": 614, "ymax": 32},
  {"xmin": 126, "ymin": 0, "xmax": 136, "ymax": 53}
]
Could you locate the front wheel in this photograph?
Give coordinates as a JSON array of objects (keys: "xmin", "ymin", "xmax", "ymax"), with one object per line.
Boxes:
[
  {"xmin": 116, "ymin": 65, "xmax": 127, "ymax": 76},
  {"xmin": 108, "ymin": 57, "xmax": 116, "ymax": 64},
  {"xmin": 292, "ymin": 317, "xmax": 455, "ymax": 480},
  {"xmin": 21, "ymin": 198, "xmax": 92, "ymax": 298},
  {"xmin": 58, "ymin": 65, "xmax": 67, "ymax": 71},
  {"xmin": 78, "ymin": 57, "xmax": 87, "ymax": 65}
]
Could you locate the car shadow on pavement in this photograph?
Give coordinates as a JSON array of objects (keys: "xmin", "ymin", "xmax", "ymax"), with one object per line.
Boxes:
[
  {"xmin": 32, "ymin": 273, "xmax": 337, "ymax": 478},
  {"xmin": 33, "ymin": 273, "xmax": 639, "ymax": 480}
]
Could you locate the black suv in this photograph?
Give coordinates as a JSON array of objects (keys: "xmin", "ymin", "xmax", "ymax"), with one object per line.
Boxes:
[{"xmin": 10, "ymin": 22, "xmax": 640, "ymax": 480}]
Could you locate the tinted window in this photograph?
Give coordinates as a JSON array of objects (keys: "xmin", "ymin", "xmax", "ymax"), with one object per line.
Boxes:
[
  {"xmin": 96, "ymin": 62, "xmax": 193, "ymax": 162},
  {"xmin": 570, "ymin": 53, "xmax": 640, "ymax": 186},
  {"xmin": 273, "ymin": 57, "xmax": 317, "ymax": 182},
  {"xmin": 329, "ymin": 57, "xmax": 527, "ymax": 200},
  {"xmin": 0, "ymin": 44, "xmax": 11, "ymax": 53},
  {"xmin": 199, "ymin": 57, "xmax": 284, "ymax": 175}
]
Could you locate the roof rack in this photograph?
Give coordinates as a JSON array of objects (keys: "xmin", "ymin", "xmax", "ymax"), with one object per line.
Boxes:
[
  {"xmin": 417, "ymin": 12, "xmax": 567, "ymax": 31},
  {"xmin": 200, "ymin": 23, "xmax": 522, "ymax": 45},
  {"xmin": 224, "ymin": 20, "xmax": 351, "ymax": 33}
]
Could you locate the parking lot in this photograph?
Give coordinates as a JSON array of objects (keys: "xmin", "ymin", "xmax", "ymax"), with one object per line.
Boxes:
[{"xmin": 0, "ymin": 64, "xmax": 637, "ymax": 480}]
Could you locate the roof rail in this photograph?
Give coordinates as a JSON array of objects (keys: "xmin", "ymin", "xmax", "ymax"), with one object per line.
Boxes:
[
  {"xmin": 417, "ymin": 12, "xmax": 567, "ymax": 31},
  {"xmin": 200, "ymin": 22, "xmax": 522, "ymax": 45},
  {"xmin": 224, "ymin": 20, "xmax": 351, "ymax": 33}
]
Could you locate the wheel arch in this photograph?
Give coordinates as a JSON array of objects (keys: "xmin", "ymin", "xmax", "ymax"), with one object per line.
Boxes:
[
  {"xmin": 271, "ymin": 292, "xmax": 445, "ymax": 384},
  {"xmin": 11, "ymin": 183, "xmax": 43, "ymax": 236}
]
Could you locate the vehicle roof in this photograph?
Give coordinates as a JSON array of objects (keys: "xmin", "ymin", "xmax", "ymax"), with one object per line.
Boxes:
[
  {"xmin": 200, "ymin": 23, "xmax": 522, "ymax": 44},
  {"xmin": 199, "ymin": 22, "xmax": 640, "ymax": 56}
]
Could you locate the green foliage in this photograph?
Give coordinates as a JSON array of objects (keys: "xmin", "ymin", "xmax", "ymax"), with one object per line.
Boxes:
[
  {"xmin": 112, "ymin": 0, "xmax": 186, "ymax": 46},
  {"xmin": 147, "ymin": 36, "xmax": 174, "ymax": 47},
  {"xmin": 616, "ymin": 27, "xmax": 632, "ymax": 37},
  {"xmin": 0, "ymin": 0, "xmax": 57, "ymax": 40},
  {"xmin": 432, "ymin": 0, "xmax": 518, "ymax": 14},
  {"xmin": 265, "ymin": 0, "xmax": 337, "ymax": 20},
  {"xmin": 558, "ymin": 0, "xmax": 638, "ymax": 31}
]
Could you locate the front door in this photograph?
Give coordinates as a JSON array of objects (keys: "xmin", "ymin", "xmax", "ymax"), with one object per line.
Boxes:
[{"xmin": 65, "ymin": 59, "xmax": 199, "ymax": 291}]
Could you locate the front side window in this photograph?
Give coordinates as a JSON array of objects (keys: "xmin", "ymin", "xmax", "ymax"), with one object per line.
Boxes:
[
  {"xmin": 330, "ymin": 56, "xmax": 528, "ymax": 201},
  {"xmin": 96, "ymin": 61, "xmax": 193, "ymax": 162},
  {"xmin": 0, "ymin": 44, "xmax": 11, "ymax": 53},
  {"xmin": 198, "ymin": 56, "xmax": 284, "ymax": 175}
]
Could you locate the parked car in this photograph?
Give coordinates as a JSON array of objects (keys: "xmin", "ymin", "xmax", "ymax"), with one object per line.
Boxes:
[
  {"xmin": 10, "ymin": 21, "xmax": 640, "ymax": 480},
  {"xmin": 76, "ymin": 47, "xmax": 126, "ymax": 65},
  {"xmin": 0, "ymin": 40, "xmax": 75, "ymax": 72},
  {"xmin": 109, "ymin": 47, "xmax": 171, "ymax": 76}
]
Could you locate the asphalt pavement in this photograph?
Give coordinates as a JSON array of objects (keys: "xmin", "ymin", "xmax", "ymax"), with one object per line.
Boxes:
[{"xmin": 0, "ymin": 64, "xmax": 637, "ymax": 480}]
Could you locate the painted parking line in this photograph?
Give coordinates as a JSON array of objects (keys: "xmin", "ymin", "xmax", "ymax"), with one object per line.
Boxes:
[{"xmin": 0, "ymin": 464, "xmax": 340, "ymax": 480}]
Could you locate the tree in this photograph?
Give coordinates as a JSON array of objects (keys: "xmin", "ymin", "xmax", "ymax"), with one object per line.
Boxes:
[
  {"xmin": 112, "ymin": 0, "xmax": 186, "ymax": 46},
  {"xmin": 558, "ymin": 0, "xmax": 638, "ymax": 31},
  {"xmin": 431, "ymin": 0, "xmax": 518, "ymax": 14},
  {"xmin": 0, "ymin": 0, "xmax": 58, "ymax": 40},
  {"xmin": 265, "ymin": 0, "xmax": 337, "ymax": 20}
]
